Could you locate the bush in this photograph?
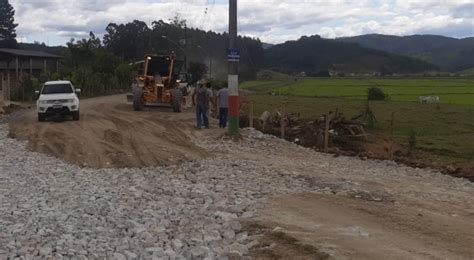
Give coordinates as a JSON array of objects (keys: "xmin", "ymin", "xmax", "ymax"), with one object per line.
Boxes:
[
  {"xmin": 367, "ymin": 86, "xmax": 386, "ymax": 100},
  {"xmin": 11, "ymin": 76, "xmax": 42, "ymax": 101}
]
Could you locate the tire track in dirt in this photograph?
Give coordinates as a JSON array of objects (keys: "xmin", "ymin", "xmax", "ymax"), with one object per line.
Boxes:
[{"xmin": 9, "ymin": 95, "xmax": 209, "ymax": 168}]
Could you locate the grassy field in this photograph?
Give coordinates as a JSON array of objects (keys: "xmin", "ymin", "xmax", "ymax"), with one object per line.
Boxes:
[
  {"xmin": 461, "ymin": 67, "xmax": 474, "ymax": 76},
  {"xmin": 242, "ymin": 78, "xmax": 474, "ymax": 105},
  {"xmin": 242, "ymin": 77, "xmax": 474, "ymax": 163}
]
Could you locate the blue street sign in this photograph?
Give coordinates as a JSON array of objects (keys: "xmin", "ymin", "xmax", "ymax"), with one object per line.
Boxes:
[{"xmin": 227, "ymin": 48, "xmax": 240, "ymax": 62}]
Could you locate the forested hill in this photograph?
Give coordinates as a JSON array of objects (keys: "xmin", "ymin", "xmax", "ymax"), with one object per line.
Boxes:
[
  {"xmin": 102, "ymin": 20, "xmax": 264, "ymax": 80},
  {"xmin": 264, "ymin": 35, "xmax": 437, "ymax": 75},
  {"xmin": 19, "ymin": 19, "xmax": 265, "ymax": 80},
  {"xmin": 338, "ymin": 34, "xmax": 474, "ymax": 72}
]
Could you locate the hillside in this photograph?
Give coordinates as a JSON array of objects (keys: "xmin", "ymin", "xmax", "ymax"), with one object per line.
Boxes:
[
  {"xmin": 264, "ymin": 35, "xmax": 437, "ymax": 75},
  {"xmin": 17, "ymin": 19, "xmax": 265, "ymax": 81},
  {"xmin": 103, "ymin": 20, "xmax": 264, "ymax": 80},
  {"xmin": 338, "ymin": 34, "xmax": 474, "ymax": 71}
]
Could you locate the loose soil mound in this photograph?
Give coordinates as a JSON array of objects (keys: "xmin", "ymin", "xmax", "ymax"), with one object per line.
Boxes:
[{"xmin": 9, "ymin": 95, "xmax": 208, "ymax": 168}]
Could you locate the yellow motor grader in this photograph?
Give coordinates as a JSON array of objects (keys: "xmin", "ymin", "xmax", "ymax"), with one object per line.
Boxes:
[{"xmin": 127, "ymin": 53, "xmax": 183, "ymax": 112}]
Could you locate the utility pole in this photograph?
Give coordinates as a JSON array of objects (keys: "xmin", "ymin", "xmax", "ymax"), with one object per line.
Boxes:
[{"xmin": 228, "ymin": 0, "xmax": 239, "ymax": 136}]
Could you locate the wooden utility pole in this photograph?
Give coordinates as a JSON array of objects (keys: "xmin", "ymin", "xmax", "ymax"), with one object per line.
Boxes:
[{"xmin": 228, "ymin": 0, "xmax": 239, "ymax": 136}]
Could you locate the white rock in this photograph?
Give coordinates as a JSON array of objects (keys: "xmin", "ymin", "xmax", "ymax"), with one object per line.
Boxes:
[
  {"xmin": 222, "ymin": 229, "xmax": 235, "ymax": 240},
  {"xmin": 204, "ymin": 230, "xmax": 221, "ymax": 242},
  {"xmin": 123, "ymin": 250, "xmax": 138, "ymax": 259},
  {"xmin": 227, "ymin": 243, "xmax": 248, "ymax": 256},
  {"xmin": 190, "ymin": 246, "xmax": 209, "ymax": 258},
  {"xmin": 112, "ymin": 253, "xmax": 127, "ymax": 260},
  {"xmin": 39, "ymin": 247, "xmax": 53, "ymax": 256},
  {"xmin": 171, "ymin": 239, "xmax": 183, "ymax": 251}
]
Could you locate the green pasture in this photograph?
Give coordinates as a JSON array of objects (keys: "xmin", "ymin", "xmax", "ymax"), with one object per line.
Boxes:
[
  {"xmin": 241, "ymin": 78, "xmax": 474, "ymax": 105},
  {"xmin": 246, "ymin": 95, "xmax": 474, "ymax": 163},
  {"xmin": 242, "ymin": 77, "xmax": 474, "ymax": 163}
]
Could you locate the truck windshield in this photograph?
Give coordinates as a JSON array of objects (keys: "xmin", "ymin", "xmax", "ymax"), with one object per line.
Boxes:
[{"xmin": 41, "ymin": 84, "xmax": 73, "ymax": 94}]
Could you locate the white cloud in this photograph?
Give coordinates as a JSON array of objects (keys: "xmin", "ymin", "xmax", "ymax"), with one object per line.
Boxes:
[{"xmin": 9, "ymin": 0, "xmax": 474, "ymax": 45}]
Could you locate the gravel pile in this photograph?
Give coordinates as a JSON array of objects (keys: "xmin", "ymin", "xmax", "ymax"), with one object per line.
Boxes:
[
  {"xmin": 1, "ymin": 124, "xmax": 472, "ymax": 259},
  {"xmin": 0, "ymin": 124, "xmax": 314, "ymax": 259}
]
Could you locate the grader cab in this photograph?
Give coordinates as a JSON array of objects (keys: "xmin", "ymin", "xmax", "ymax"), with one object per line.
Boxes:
[{"xmin": 128, "ymin": 54, "xmax": 182, "ymax": 112}]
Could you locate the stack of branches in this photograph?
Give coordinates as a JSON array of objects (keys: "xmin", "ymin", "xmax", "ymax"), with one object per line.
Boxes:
[{"xmin": 257, "ymin": 110, "xmax": 367, "ymax": 148}]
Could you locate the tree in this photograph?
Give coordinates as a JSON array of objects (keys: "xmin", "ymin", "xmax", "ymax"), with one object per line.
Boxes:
[
  {"xmin": 61, "ymin": 33, "xmax": 132, "ymax": 97},
  {"xmin": 0, "ymin": 0, "xmax": 18, "ymax": 48},
  {"xmin": 188, "ymin": 62, "xmax": 207, "ymax": 83},
  {"xmin": 103, "ymin": 20, "xmax": 151, "ymax": 60},
  {"xmin": 104, "ymin": 19, "xmax": 264, "ymax": 80},
  {"xmin": 169, "ymin": 13, "xmax": 187, "ymax": 28}
]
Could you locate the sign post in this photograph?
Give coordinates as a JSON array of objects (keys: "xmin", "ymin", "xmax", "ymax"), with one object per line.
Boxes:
[{"xmin": 228, "ymin": 0, "xmax": 239, "ymax": 136}]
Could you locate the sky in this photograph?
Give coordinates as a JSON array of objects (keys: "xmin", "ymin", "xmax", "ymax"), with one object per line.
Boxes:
[{"xmin": 11, "ymin": 0, "xmax": 474, "ymax": 46}]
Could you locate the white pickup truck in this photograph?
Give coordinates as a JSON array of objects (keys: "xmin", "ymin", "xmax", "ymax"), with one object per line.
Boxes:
[{"xmin": 36, "ymin": 80, "xmax": 81, "ymax": 122}]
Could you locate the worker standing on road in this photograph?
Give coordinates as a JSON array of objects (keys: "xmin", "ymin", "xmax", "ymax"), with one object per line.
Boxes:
[
  {"xmin": 216, "ymin": 84, "xmax": 229, "ymax": 128},
  {"xmin": 193, "ymin": 83, "xmax": 210, "ymax": 129}
]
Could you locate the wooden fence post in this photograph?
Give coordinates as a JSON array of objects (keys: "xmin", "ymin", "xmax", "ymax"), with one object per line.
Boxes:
[
  {"xmin": 389, "ymin": 111, "xmax": 395, "ymax": 160},
  {"xmin": 280, "ymin": 107, "xmax": 285, "ymax": 139},
  {"xmin": 324, "ymin": 111, "xmax": 330, "ymax": 152},
  {"xmin": 249, "ymin": 101, "xmax": 254, "ymax": 128}
]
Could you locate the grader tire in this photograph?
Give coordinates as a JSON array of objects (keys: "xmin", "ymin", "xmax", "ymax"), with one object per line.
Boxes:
[
  {"xmin": 133, "ymin": 88, "xmax": 144, "ymax": 111},
  {"xmin": 172, "ymin": 88, "xmax": 182, "ymax": 113}
]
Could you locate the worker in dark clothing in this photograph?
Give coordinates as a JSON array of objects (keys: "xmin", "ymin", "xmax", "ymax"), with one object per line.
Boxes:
[{"xmin": 192, "ymin": 83, "xmax": 211, "ymax": 129}]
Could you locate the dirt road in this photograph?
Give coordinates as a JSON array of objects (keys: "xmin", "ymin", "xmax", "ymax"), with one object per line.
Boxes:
[
  {"xmin": 4, "ymin": 96, "xmax": 473, "ymax": 259},
  {"xmin": 250, "ymin": 193, "xmax": 474, "ymax": 259},
  {"xmin": 9, "ymin": 95, "xmax": 208, "ymax": 168}
]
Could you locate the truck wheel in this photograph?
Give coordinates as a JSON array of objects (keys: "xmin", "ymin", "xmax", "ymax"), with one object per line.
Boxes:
[
  {"xmin": 133, "ymin": 88, "xmax": 144, "ymax": 111},
  {"xmin": 38, "ymin": 113, "xmax": 45, "ymax": 122},
  {"xmin": 172, "ymin": 88, "xmax": 182, "ymax": 112},
  {"xmin": 72, "ymin": 111, "xmax": 80, "ymax": 121}
]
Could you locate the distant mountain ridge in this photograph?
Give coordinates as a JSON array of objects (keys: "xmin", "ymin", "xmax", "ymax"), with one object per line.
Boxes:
[
  {"xmin": 338, "ymin": 34, "xmax": 474, "ymax": 71},
  {"xmin": 262, "ymin": 42, "xmax": 274, "ymax": 49},
  {"xmin": 18, "ymin": 33, "xmax": 472, "ymax": 76},
  {"xmin": 264, "ymin": 35, "xmax": 437, "ymax": 75}
]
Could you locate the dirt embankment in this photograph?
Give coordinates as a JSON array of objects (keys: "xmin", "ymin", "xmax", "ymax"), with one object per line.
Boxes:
[{"xmin": 9, "ymin": 95, "xmax": 208, "ymax": 168}]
